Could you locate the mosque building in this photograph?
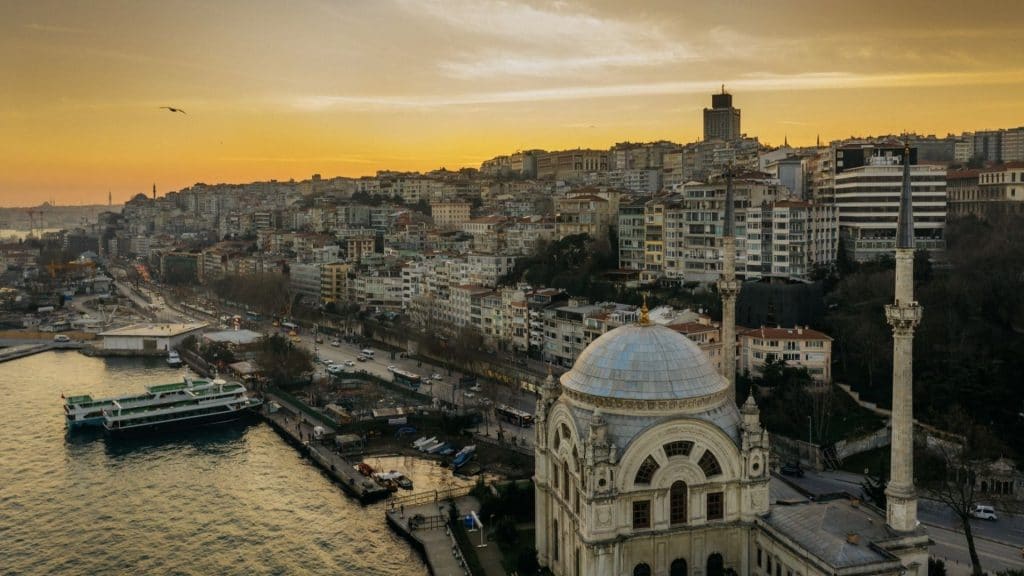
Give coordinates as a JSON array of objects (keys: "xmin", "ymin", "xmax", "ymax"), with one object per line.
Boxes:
[{"xmin": 534, "ymin": 151, "xmax": 930, "ymax": 576}]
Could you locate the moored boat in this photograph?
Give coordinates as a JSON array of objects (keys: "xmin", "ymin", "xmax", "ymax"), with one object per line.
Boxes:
[
  {"xmin": 166, "ymin": 350, "xmax": 182, "ymax": 367},
  {"xmin": 65, "ymin": 375, "xmax": 262, "ymax": 436}
]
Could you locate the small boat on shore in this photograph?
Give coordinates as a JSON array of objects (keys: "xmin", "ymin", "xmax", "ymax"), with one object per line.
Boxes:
[{"xmin": 166, "ymin": 350, "xmax": 182, "ymax": 367}]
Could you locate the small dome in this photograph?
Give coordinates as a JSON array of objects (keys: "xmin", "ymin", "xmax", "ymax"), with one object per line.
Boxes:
[{"xmin": 561, "ymin": 324, "xmax": 726, "ymax": 403}]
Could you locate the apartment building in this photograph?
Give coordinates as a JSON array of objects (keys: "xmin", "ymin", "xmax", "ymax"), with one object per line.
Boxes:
[
  {"xmin": 431, "ymin": 201, "xmax": 471, "ymax": 228},
  {"xmin": 738, "ymin": 325, "xmax": 832, "ymax": 383},
  {"xmin": 975, "ymin": 163, "xmax": 1024, "ymax": 216},
  {"xmin": 289, "ymin": 262, "xmax": 322, "ymax": 303},
  {"xmin": 320, "ymin": 262, "xmax": 351, "ymax": 304},
  {"xmin": 618, "ymin": 198, "xmax": 646, "ymax": 271},
  {"xmin": 834, "ymin": 156, "xmax": 946, "ymax": 261},
  {"xmin": 555, "ymin": 190, "xmax": 620, "ymax": 240},
  {"xmin": 536, "ymin": 149, "xmax": 610, "ymax": 181},
  {"xmin": 744, "ymin": 200, "xmax": 838, "ymax": 279}
]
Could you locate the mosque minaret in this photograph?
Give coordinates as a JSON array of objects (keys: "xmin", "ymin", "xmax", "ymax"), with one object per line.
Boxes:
[
  {"xmin": 717, "ymin": 168, "xmax": 739, "ymax": 391},
  {"xmin": 884, "ymin": 141, "xmax": 923, "ymax": 532}
]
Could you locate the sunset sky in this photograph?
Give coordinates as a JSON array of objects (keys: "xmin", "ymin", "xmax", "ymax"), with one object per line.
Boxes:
[{"xmin": 2, "ymin": 0, "xmax": 1023, "ymax": 207}]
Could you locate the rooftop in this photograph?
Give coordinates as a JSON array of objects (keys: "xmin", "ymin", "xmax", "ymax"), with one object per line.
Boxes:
[{"xmin": 99, "ymin": 322, "xmax": 207, "ymax": 338}]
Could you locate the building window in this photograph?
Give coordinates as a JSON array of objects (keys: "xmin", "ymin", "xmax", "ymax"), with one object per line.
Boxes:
[
  {"xmin": 707, "ymin": 492, "xmax": 724, "ymax": 520},
  {"xmin": 552, "ymin": 519, "xmax": 559, "ymax": 561},
  {"xmin": 670, "ymin": 481, "xmax": 688, "ymax": 525},
  {"xmin": 563, "ymin": 460, "xmax": 570, "ymax": 501},
  {"xmin": 663, "ymin": 441, "xmax": 694, "ymax": 458},
  {"xmin": 634, "ymin": 563, "xmax": 652, "ymax": 576},
  {"xmin": 757, "ymin": 547, "xmax": 762, "ymax": 567},
  {"xmin": 698, "ymin": 450, "xmax": 722, "ymax": 478},
  {"xmin": 670, "ymin": 558, "xmax": 688, "ymax": 576},
  {"xmin": 632, "ymin": 500, "xmax": 651, "ymax": 530},
  {"xmin": 553, "ymin": 462, "xmax": 559, "ymax": 489},
  {"xmin": 634, "ymin": 455, "xmax": 660, "ymax": 485},
  {"xmin": 706, "ymin": 553, "xmax": 724, "ymax": 576}
]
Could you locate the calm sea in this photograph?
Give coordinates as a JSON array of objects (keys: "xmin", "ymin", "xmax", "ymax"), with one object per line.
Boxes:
[{"xmin": 0, "ymin": 351, "xmax": 429, "ymax": 576}]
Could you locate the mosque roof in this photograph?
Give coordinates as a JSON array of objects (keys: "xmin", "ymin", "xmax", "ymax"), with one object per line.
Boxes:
[{"xmin": 560, "ymin": 324, "xmax": 726, "ymax": 402}]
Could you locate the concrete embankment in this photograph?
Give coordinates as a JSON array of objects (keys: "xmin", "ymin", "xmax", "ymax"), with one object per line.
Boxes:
[{"xmin": 0, "ymin": 341, "xmax": 84, "ymax": 363}]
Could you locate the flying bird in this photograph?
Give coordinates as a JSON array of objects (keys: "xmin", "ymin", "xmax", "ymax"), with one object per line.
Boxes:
[{"xmin": 160, "ymin": 106, "xmax": 186, "ymax": 114}]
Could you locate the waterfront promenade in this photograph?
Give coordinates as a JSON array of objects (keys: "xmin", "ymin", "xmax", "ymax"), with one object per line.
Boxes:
[
  {"xmin": 386, "ymin": 492, "xmax": 507, "ymax": 576},
  {"xmin": 261, "ymin": 392, "xmax": 391, "ymax": 503}
]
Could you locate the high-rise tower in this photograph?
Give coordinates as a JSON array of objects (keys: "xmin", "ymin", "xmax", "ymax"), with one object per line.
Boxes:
[
  {"xmin": 703, "ymin": 85, "xmax": 741, "ymax": 141},
  {"xmin": 718, "ymin": 168, "xmax": 739, "ymax": 391},
  {"xmin": 884, "ymin": 141, "xmax": 922, "ymax": 532}
]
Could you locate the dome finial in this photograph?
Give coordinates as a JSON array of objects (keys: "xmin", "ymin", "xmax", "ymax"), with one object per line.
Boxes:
[{"xmin": 639, "ymin": 293, "xmax": 650, "ymax": 326}]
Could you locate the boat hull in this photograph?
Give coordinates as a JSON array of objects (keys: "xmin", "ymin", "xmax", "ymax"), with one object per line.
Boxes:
[{"xmin": 105, "ymin": 406, "xmax": 260, "ymax": 438}]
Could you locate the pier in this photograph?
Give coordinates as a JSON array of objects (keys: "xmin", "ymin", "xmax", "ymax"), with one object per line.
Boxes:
[{"xmin": 261, "ymin": 392, "xmax": 390, "ymax": 504}]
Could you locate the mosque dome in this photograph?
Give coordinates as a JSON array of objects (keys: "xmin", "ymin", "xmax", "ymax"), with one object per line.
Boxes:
[{"xmin": 561, "ymin": 323, "xmax": 727, "ymax": 404}]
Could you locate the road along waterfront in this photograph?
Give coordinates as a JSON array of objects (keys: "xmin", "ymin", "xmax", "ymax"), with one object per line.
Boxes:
[{"xmin": 0, "ymin": 350, "xmax": 429, "ymax": 576}]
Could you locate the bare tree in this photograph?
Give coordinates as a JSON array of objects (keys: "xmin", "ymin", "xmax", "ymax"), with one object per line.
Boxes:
[{"xmin": 918, "ymin": 407, "xmax": 1007, "ymax": 576}]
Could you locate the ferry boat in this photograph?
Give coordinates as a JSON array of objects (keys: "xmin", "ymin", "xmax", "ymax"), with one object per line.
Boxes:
[
  {"xmin": 64, "ymin": 375, "xmax": 262, "ymax": 436},
  {"xmin": 166, "ymin": 350, "xmax": 182, "ymax": 367}
]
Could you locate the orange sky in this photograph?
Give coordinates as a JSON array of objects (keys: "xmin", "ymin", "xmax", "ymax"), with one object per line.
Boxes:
[{"xmin": 2, "ymin": 0, "xmax": 1023, "ymax": 207}]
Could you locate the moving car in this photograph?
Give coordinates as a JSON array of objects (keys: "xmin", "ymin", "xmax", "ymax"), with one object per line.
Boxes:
[
  {"xmin": 53, "ymin": 334, "xmax": 71, "ymax": 343},
  {"xmin": 330, "ymin": 340, "xmax": 340, "ymax": 347},
  {"xmin": 387, "ymin": 365, "xmax": 396, "ymax": 372},
  {"xmin": 327, "ymin": 364, "xmax": 345, "ymax": 375},
  {"xmin": 970, "ymin": 504, "xmax": 998, "ymax": 521},
  {"xmin": 344, "ymin": 360, "xmax": 355, "ymax": 367}
]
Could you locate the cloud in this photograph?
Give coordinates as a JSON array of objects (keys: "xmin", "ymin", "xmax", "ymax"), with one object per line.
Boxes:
[
  {"xmin": 294, "ymin": 69, "xmax": 1024, "ymax": 112},
  {"xmin": 399, "ymin": 0, "xmax": 695, "ymax": 78}
]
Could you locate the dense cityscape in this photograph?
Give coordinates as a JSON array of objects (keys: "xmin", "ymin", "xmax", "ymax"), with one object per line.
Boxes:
[{"xmin": 3, "ymin": 3, "xmax": 1024, "ymax": 576}]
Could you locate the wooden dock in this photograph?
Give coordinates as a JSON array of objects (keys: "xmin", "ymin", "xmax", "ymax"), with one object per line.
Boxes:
[
  {"xmin": 385, "ymin": 493, "xmax": 480, "ymax": 576},
  {"xmin": 261, "ymin": 394, "xmax": 390, "ymax": 504}
]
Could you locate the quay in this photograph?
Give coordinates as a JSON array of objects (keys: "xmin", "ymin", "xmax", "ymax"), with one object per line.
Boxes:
[
  {"xmin": 0, "ymin": 341, "xmax": 83, "ymax": 363},
  {"xmin": 385, "ymin": 487, "xmax": 482, "ymax": 576},
  {"xmin": 261, "ymin": 392, "xmax": 390, "ymax": 504}
]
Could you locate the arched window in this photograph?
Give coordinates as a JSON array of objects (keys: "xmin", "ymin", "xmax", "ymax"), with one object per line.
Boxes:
[
  {"xmin": 663, "ymin": 440, "xmax": 694, "ymax": 458},
  {"xmin": 633, "ymin": 563, "xmax": 652, "ymax": 576},
  {"xmin": 698, "ymin": 450, "xmax": 722, "ymax": 478},
  {"xmin": 670, "ymin": 481, "xmax": 688, "ymax": 525},
  {"xmin": 634, "ymin": 455, "xmax": 660, "ymax": 485},
  {"xmin": 707, "ymin": 553, "xmax": 724, "ymax": 576},
  {"xmin": 670, "ymin": 558, "xmax": 688, "ymax": 576}
]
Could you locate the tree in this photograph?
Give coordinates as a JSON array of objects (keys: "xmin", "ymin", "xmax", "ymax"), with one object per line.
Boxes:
[
  {"xmin": 255, "ymin": 334, "xmax": 313, "ymax": 389},
  {"xmin": 917, "ymin": 408, "xmax": 1007, "ymax": 576}
]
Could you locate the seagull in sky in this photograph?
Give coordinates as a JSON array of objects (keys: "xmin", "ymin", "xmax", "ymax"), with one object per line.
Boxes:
[{"xmin": 160, "ymin": 106, "xmax": 186, "ymax": 114}]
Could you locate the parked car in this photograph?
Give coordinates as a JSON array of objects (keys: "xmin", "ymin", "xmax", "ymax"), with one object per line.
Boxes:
[
  {"xmin": 970, "ymin": 504, "xmax": 998, "ymax": 521},
  {"xmin": 431, "ymin": 373, "xmax": 442, "ymax": 380},
  {"xmin": 357, "ymin": 356, "xmax": 368, "ymax": 362},
  {"xmin": 53, "ymin": 334, "xmax": 71, "ymax": 343},
  {"xmin": 330, "ymin": 340, "xmax": 340, "ymax": 347},
  {"xmin": 780, "ymin": 462, "xmax": 805, "ymax": 477},
  {"xmin": 387, "ymin": 365, "xmax": 396, "ymax": 372},
  {"xmin": 327, "ymin": 364, "xmax": 344, "ymax": 374},
  {"xmin": 463, "ymin": 392, "xmax": 475, "ymax": 399},
  {"xmin": 344, "ymin": 360, "xmax": 355, "ymax": 367},
  {"xmin": 469, "ymin": 383, "xmax": 482, "ymax": 392}
]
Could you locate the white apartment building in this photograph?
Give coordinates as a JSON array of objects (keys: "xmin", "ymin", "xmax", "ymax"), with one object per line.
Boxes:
[
  {"xmin": 834, "ymin": 158, "xmax": 946, "ymax": 261},
  {"xmin": 348, "ymin": 272, "xmax": 404, "ymax": 311},
  {"xmin": 618, "ymin": 199, "xmax": 647, "ymax": 271},
  {"xmin": 744, "ymin": 200, "xmax": 838, "ymax": 279},
  {"xmin": 738, "ymin": 325, "xmax": 833, "ymax": 383}
]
